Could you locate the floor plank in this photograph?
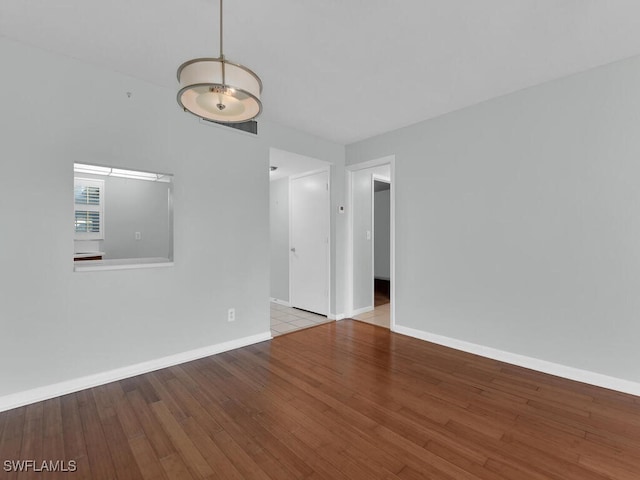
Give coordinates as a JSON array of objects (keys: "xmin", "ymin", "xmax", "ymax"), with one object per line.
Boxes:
[
  {"xmin": 41, "ymin": 398, "xmax": 65, "ymax": 480},
  {"xmin": 60, "ymin": 394, "xmax": 90, "ymax": 477},
  {"xmin": 150, "ymin": 401, "xmax": 214, "ymax": 479},
  {"xmin": 19, "ymin": 403, "xmax": 44, "ymax": 480},
  {"xmin": 1, "ymin": 320, "xmax": 640, "ymax": 479},
  {"xmin": 1, "ymin": 407, "xmax": 26, "ymax": 480},
  {"xmin": 76, "ymin": 389, "xmax": 117, "ymax": 479}
]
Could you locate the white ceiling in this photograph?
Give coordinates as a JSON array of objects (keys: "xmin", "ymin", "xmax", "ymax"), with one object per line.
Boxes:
[
  {"xmin": 269, "ymin": 148, "xmax": 329, "ymax": 182},
  {"xmin": 3, "ymin": 1, "xmax": 640, "ymax": 145}
]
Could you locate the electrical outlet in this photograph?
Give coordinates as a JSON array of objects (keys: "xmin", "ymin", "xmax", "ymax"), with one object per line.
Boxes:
[
  {"xmin": 227, "ymin": 308, "xmax": 235, "ymax": 322},
  {"xmin": 135, "ymin": 232, "xmax": 142, "ymax": 241}
]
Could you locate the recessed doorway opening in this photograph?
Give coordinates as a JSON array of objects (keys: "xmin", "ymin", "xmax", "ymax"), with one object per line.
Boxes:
[
  {"xmin": 346, "ymin": 156, "xmax": 395, "ymax": 330},
  {"xmin": 269, "ymin": 148, "xmax": 332, "ymax": 336}
]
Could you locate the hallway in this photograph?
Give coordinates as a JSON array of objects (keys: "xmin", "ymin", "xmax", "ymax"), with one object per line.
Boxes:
[
  {"xmin": 270, "ymin": 302, "xmax": 332, "ymax": 336},
  {"xmin": 352, "ymin": 279, "xmax": 391, "ymax": 328}
]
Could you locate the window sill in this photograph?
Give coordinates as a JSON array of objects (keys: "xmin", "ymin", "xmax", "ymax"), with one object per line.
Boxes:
[{"xmin": 73, "ymin": 257, "xmax": 174, "ymax": 272}]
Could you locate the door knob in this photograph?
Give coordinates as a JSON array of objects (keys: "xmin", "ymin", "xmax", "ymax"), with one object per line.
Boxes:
[{"xmin": 290, "ymin": 247, "xmax": 296, "ymax": 252}]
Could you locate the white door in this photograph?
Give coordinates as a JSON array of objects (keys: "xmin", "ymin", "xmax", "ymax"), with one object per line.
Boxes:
[{"xmin": 290, "ymin": 170, "xmax": 329, "ymax": 315}]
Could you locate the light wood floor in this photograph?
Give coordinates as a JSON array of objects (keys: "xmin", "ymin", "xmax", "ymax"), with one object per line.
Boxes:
[
  {"xmin": 353, "ymin": 278, "xmax": 391, "ymax": 328},
  {"xmin": 352, "ymin": 303, "xmax": 390, "ymax": 328},
  {"xmin": 1, "ymin": 320, "xmax": 640, "ymax": 479}
]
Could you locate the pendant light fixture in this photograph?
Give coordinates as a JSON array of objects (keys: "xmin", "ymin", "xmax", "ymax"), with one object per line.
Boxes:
[{"xmin": 177, "ymin": 0, "xmax": 262, "ymax": 123}]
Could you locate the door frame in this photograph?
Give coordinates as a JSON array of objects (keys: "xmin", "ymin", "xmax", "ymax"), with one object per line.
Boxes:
[
  {"xmin": 288, "ymin": 166, "xmax": 332, "ymax": 317},
  {"xmin": 345, "ymin": 155, "xmax": 396, "ymax": 330}
]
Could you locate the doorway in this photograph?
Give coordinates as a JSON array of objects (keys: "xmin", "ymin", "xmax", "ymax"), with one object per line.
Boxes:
[
  {"xmin": 373, "ymin": 177, "xmax": 391, "ymax": 313},
  {"xmin": 269, "ymin": 148, "xmax": 332, "ymax": 335},
  {"xmin": 346, "ymin": 156, "xmax": 395, "ymax": 330}
]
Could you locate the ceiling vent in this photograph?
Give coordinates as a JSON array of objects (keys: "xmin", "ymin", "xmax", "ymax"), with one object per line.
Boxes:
[{"xmin": 200, "ymin": 118, "xmax": 258, "ymax": 135}]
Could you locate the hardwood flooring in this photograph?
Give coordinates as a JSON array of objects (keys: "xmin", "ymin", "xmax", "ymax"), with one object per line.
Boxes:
[{"xmin": 1, "ymin": 320, "xmax": 640, "ymax": 479}]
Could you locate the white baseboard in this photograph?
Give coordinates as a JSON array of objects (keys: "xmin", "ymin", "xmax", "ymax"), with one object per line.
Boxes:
[
  {"xmin": 347, "ymin": 305, "xmax": 374, "ymax": 318},
  {"xmin": 0, "ymin": 331, "xmax": 273, "ymax": 413},
  {"xmin": 393, "ymin": 325, "xmax": 640, "ymax": 397},
  {"xmin": 270, "ymin": 298, "xmax": 291, "ymax": 307},
  {"xmin": 328, "ymin": 313, "xmax": 346, "ymax": 321}
]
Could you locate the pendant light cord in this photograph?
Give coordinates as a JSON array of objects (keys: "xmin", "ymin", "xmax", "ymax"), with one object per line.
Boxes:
[
  {"xmin": 219, "ymin": 0, "xmax": 224, "ymax": 59},
  {"xmin": 220, "ymin": 0, "xmax": 226, "ymax": 86}
]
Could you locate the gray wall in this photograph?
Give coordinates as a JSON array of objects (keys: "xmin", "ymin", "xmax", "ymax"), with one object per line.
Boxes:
[
  {"xmin": 270, "ymin": 177, "xmax": 289, "ymax": 302},
  {"xmin": 374, "ymin": 187, "xmax": 391, "ymax": 280},
  {"xmin": 104, "ymin": 176, "xmax": 170, "ymax": 259},
  {"xmin": 0, "ymin": 37, "xmax": 345, "ymax": 400},
  {"xmin": 347, "ymin": 54, "xmax": 640, "ymax": 383}
]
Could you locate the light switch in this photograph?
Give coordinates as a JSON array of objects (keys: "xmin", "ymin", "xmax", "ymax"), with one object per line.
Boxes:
[
  {"xmin": 135, "ymin": 232, "xmax": 141, "ymax": 240},
  {"xmin": 366, "ymin": 230, "xmax": 371, "ymax": 240}
]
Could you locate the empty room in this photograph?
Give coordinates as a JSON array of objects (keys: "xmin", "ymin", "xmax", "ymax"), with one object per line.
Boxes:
[{"xmin": 1, "ymin": 1, "xmax": 640, "ymax": 479}]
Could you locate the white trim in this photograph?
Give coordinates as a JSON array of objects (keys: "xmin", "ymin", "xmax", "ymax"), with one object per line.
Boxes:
[
  {"xmin": 288, "ymin": 174, "xmax": 293, "ymax": 310},
  {"xmin": 370, "ymin": 175, "xmax": 375, "ymax": 314},
  {"xmin": 328, "ymin": 313, "xmax": 345, "ymax": 321},
  {"xmin": 270, "ymin": 298, "xmax": 291, "ymax": 307},
  {"xmin": 390, "ymin": 162, "xmax": 396, "ymax": 331},
  {"xmin": 349, "ymin": 305, "xmax": 375, "ymax": 317},
  {"xmin": 372, "ymin": 174, "xmax": 391, "ymax": 184},
  {"xmin": 0, "ymin": 331, "xmax": 272, "ymax": 413},
  {"xmin": 327, "ymin": 167, "xmax": 332, "ymax": 319},
  {"xmin": 393, "ymin": 325, "xmax": 640, "ymax": 397},
  {"xmin": 348, "ymin": 156, "xmax": 395, "ymax": 172},
  {"xmin": 345, "ymin": 169, "xmax": 354, "ymax": 316}
]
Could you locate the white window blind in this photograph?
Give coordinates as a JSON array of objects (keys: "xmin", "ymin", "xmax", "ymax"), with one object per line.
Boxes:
[{"xmin": 74, "ymin": 178, "xmax": 104, "ymax": 239}]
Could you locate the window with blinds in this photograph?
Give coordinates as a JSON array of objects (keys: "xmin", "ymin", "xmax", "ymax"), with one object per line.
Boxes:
[{"xmin": 74, "ymin": 178, "xmax": 104, "ymax": 239}]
